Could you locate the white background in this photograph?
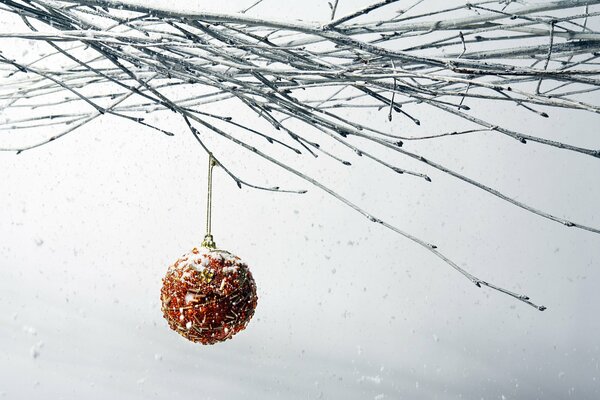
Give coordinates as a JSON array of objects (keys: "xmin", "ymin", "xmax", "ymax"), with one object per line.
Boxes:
[{"xmin": 1, "ymin": 1, "xmax": 599, "ymax": 399}]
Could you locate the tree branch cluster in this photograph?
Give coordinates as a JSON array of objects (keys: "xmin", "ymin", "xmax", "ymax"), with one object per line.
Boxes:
[{"xmin": 1, "ymin": 0, "xmax": 599, "ymax": 309}]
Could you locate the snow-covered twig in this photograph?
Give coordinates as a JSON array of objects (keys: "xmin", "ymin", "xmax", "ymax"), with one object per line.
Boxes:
[{"xmin": 2, "ymin": 0, "xmax": 600, "ymax": 310}]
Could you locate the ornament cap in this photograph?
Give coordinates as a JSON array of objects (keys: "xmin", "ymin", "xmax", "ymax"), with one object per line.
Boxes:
[{"xmin": 201, "ymin": 234, "xmax": 217, "ymax": 249}]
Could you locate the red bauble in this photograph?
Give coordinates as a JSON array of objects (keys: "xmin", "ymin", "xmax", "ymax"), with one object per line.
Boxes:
[{"xmin": 160, "ymin": 246, "xmax": 258, "ymax": 344}]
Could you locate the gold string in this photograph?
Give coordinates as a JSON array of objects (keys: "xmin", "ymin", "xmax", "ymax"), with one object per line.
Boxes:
[{"xmin": 201, "ymin": 154, "xmax": 218, "ymax": 249}]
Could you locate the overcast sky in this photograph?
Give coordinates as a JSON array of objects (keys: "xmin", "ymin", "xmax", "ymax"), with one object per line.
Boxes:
[{"xmin": 1, "ymin": 1, "xmax": 599, "ymax": 399}]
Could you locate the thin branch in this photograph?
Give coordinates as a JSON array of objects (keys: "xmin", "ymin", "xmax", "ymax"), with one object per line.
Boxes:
[{"xmin": 1, "ymin": 0, "xmax": 599, "ymax": 310}]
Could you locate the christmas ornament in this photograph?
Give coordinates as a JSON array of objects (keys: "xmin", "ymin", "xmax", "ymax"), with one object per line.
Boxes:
[
  {"xmin": 161, "ymin": 246, "xmax": 257, "ymax": 344},
  {"xmin": 160, "ymin": 156, "xmax": 258, "ymax": 344}
]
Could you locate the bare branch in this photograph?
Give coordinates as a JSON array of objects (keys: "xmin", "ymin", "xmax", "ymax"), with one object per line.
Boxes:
[{"xmin": 1, "ymin": 0, "xmax": 599, "ymax": 310}]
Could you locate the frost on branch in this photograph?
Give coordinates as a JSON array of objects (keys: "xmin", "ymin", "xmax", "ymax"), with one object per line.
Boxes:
[{"xmin": 1, "ymin": 0, "xmax": 599, "ymax": 310}]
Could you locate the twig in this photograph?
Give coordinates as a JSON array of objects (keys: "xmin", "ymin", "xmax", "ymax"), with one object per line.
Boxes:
[{"xmin": 1, "ymin": 0, "xmax": 599, "ymax": 310}]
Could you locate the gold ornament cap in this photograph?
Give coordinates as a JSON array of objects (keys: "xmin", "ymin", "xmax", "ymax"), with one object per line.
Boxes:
[{"xmin": 201, "ymin": 233, "xmax": 216, "ymax": 249}]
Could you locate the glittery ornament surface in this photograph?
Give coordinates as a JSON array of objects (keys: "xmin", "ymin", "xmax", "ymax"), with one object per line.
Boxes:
[{"xmin": 161, "ymin": 247, "xmax": 257, "ymax": 344}]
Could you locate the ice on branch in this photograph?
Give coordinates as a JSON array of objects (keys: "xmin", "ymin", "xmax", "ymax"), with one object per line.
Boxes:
[{"xmin": 1, "ymin": 0, "xmax": 599, "ymax": 310}]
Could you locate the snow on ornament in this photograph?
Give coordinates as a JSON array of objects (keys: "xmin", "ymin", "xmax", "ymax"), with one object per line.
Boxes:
[{"xmin": 161, "ymin": 238, "xmax": 258, "ymax": 344}]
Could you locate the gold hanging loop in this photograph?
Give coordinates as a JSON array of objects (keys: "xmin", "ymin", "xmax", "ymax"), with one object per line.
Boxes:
[{"xmin": 201, "ymin": 154, "xmax": 218, "ymax": 249}]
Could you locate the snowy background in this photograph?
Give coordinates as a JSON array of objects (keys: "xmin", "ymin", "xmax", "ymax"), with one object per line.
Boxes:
[{"xmin": 1, "ymin": 1, "xmax": 599, "ymax": 399}]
